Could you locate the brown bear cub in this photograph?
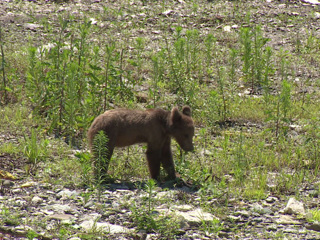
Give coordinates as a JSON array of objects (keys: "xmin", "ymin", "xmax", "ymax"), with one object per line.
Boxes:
[{"xmin": 88, "ymin": 106, "xmax": 195, "ymax": 181}]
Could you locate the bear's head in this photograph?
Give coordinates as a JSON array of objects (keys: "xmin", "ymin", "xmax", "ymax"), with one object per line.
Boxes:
[{"xmin": 169, "ymin": 106, "xmax": 194, "ymax": 152}]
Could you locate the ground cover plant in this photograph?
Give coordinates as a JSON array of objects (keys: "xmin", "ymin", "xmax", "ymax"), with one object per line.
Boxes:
[{"xmin": 1, "ymin": 0, "xmax": 320, "ymax": 239}]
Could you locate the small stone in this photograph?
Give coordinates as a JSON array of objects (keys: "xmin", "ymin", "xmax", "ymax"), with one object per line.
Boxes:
[
  {"xmin": 234, "ymin": 210, "xmax": 250, "ymax": 218},
  {"xmin": 162, "ymin": 10, "xmax": 174, "ymax": 16},
  {"xmin": 306, "ymin": 222, "xmax": 320, "ymax": 232},
  {"xmin": 283, "ymin": 228, "xmax": 299, "ymax": 233},
  {"xmin": 252, "ymin": 217, "xmax": 264, "ymax": 223},
  {"xmin": 174, "ymin": 208, "xmax": 217, "ymax": 226},
  {"xmin": 57, "ymin": 189, "xmax": 79, "ymax": 199},
  {"xmin": 172, "ymin": 205, "xmax": 193, "ymax": 212},
  {"xmin": 50, "ymin": 204, "xmax": 72, "ymax": 213},
  {"xmin": 24, "ymin": 23, "xmax": 41, "ymax": 31},
  {"xmin": 19, "ymin": 182, "xmax": 36, "ymax": 188},
  {"xmin": 227, "ymin": 215, "xmax": 242, "ymax": 222},
  {"xmin": 200, "ymin": 149, "xmax": 214, "ymax": 156},
  {"xmin": 276, "ymin": 215, "xmax": 301, "ymax": 225},
  {"xmin": 267, "ymin": 224, "xmax": 277, "ymax": 231},
  {"xmin": 84, "ymin": 201, "xmax": 94, "ymax": 208},
  {"xmin": 3, "ymin": 180, "xmax": 14, "ymax": 188},
  {"xmin": 302, "ymin": 0, "xmax": 320, "ymax": 4},
  {"xmin": 252, "ymin": 203, "xmax": 264, "ymax": 214},
  {"xmin": 283, "ymin": 197, "xmax": 306, "ymax": 216},
  {"xmin": 89, "ymin": 18, "xmax": 97, "ymax": 25},
  {"xmin": 48, "ymin": 213, "xmax": 75, "ymax": 221},
  {"xmin": 223, "ymin": 26, "xmax": 231, "ymax": 32},
  {"xmin": 79, "ymin": 213, "xmax": 101, "ymax": 222},
  {"xmin": 80, "ymin": 220, "xmax": 132, "ymax": 233},
  {"xmin": 31, "ymin": 196, "xmax": 43, "ymax": 204},
  {"xmin": 265, "ymin": 196, "xmax": 277, "ymax": 203}
]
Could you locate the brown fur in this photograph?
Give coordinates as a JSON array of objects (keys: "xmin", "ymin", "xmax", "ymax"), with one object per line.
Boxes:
[{"xmin": 87, "ymin": 106, "xmax": 194, "ymax": 180}]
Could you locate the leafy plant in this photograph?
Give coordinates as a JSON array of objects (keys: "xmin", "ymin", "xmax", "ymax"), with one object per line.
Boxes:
[
  {"xmin": 265, "ymin": 79, "xmax": 292, "ymax": 139},
  {"xmin": 0, "ymin": 24, "xmax": 9, "ymax": 105},
  {"xmin": 92, "ymin": 131, "xmax": 109, "ymax": 202},
  {"xmin": 26, "ymin": 230, "xmax": 39, "ymax": 240},
  {"xmin": 144, "ymin": 179, "xmax": 157, "ymax": 213},
  {"xmin": 134, "ymin": 37, "xmax": 145, "ymax": 79},
  {"xmin": 22, "ymin": 128, "xmax": 48, "ymax": 173},
  {"xmin": 207, "ymin": 66, "xmax": 230, "ymax": 123},
  {"xmin": 1, "ymin": 207, "xmax": 21, "ymax": 226},
  {"xmin": 239, "ymin": 25, "xmax": 271, "ymax": 93},
  {"xmin": 130, "ymin": 179, "xmax": 180, "ymax": 237},
  {"xmin": 75, "ymin": 151, "xmax": 93, "ymax": 186},
  {"xmin": 131, "ymin": 179, "xmax": 158, "ymax": 232}
]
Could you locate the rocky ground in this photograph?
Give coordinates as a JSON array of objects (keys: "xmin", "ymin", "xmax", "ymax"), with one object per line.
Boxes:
[{"xmin": 1, "ymin": 168, "xmax": 320, "ymax": 239}]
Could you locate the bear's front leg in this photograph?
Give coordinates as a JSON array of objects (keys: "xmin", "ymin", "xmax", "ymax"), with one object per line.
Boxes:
[
  {"xmin": 146, "ymin": 147, "xmax": 162, "ymax": 180},
  {"xmin": 160, "ymin": 138, "xmax": 176, "ymax": 180}
]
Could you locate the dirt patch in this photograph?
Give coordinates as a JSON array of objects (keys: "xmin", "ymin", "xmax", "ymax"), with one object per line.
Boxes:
[{"xmin": 0, "ymin": 153, "xmax": 27, "ymax": 173}]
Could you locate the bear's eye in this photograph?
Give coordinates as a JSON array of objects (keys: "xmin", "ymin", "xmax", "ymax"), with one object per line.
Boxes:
[{"xmin": 184, "ymin": 134, "xmax": 189, "ymax": 138}]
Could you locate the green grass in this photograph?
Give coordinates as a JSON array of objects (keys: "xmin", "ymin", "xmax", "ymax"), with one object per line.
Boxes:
[
  {"xmin": 309, "ymin": 209, "xmax": 320, "ymax": 222},
  {"xmin": 1, "ymin": 0, "xmax": 320, "ymax": 238}
]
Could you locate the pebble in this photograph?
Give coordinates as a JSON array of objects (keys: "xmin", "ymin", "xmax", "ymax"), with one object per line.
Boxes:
[
  {"xmin": 32, "ymin": 196, "xmax": 43, "ymax": 204},
  {"xmin": 306, "ymin": 222, "xmax": 320, "ymax": 232},
  {"xmin": 283, "ymin": 197, "xmax": 306, "ymax": 215},
  {"xmin": 3, "ymin": 180, "xmax": 14, "ymax": 188}
]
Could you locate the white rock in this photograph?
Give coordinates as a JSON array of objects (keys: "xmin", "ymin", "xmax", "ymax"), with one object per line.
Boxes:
[
  {"xmin": 57, "ymin": 189, "xmax": 79, "ymax": 199},
  {"xmin": 200, "ymin": 149, "xmax": 214, "ymax": 156},
  {"xmin": 80, "ymin": 220, "xmax": 131, "ymax": 233},
  {"xmin": 162, "ymin": 10, "xmax": 174, "ymax": 16},
  {"xmin": 89, "ymin": 18, "xmax": 97, "ymax": 25},
  {"xmin": 31, "ymin": 196, "xmax": 43, "ymax": 204},
  {"xmin": 174, "ymin": 208, "xmax": 217, "ymax": 226},
  {"xmin": 302, "ymin": 0, "xmax": 320, "ymax": 4},
  {"xmin": 283, "ymin": 197, "xmax": 306, "ymax": 215},
  {"xmin": 79, "ymin": 213, "xmax": 101, "ymax": 222},
  {"xmin": 252, "ymin": 203, "xmax": 264, "ymax": 213},
  {"xmin": 276, "ymin": 215, "xmax": 301, "ymax": 225},
  {"xmin": 223, "ymin": 26, "xmax": 231, "ymax": 32},
  {"xmin": 265, "ymin": 196, "xmax": 277, "ymax": 203},
  {"xmin": 50, "ymin": 204, "xmax": 72, "ymax": 213},
  {"xmin": 172, "ymin": 204, "xmax": 194, "ymax": 212},
  {"xmin": 24, "ymin": 23, "xmax": 41, "ymax": 30},
  {"xmin": 48, "ymin": 213, "xmax": 75, "ymax": 221}
]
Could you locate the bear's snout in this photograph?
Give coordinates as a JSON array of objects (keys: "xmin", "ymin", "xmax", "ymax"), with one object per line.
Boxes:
[{"xmin": 182, "ymin": 143, "xmax": 194, "ymax": 152}]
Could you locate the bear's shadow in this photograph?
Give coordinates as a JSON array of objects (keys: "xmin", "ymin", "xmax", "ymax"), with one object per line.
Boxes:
[{"xmin": 100, "ymin": 178, "xmax": 200, "ymax": 193}]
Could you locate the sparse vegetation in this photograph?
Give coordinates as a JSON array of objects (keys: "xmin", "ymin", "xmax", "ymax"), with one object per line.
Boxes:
[{"xmin": 1, "ymin": 0, "xmax": 320, "ymax": 239}]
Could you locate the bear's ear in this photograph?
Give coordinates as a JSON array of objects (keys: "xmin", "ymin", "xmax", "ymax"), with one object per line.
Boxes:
[
  {"xmin": 182, "ymin": 106, "xmax": 192, "ymax": 117},
  {"xmin": 171, "ymin": 107, "xmax": 182, "ymax": 123}
]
